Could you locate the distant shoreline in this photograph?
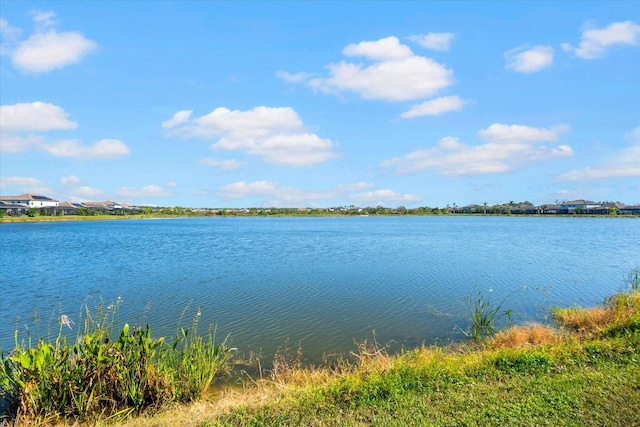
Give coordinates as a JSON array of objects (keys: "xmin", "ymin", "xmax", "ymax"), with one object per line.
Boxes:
[{"xmin": 1, "ymin": 212, "xmax": 638, "ymax": 224}]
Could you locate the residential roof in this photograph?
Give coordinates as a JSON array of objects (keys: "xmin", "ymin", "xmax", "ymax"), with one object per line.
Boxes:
[{"xmin": 0, "ymin": 193, "xmax": 59, "ymax": 202}]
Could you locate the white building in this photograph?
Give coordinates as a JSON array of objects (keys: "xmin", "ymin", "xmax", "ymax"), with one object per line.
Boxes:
[{"xmin": 0, "ymin": 194, "xmax": 59, "ymax": 208}]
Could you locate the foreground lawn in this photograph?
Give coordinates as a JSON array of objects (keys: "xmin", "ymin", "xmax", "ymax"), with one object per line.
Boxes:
[
  {"xmin": 121, "ymin": 291, "xmax": 640, "ymax": 427},
  {"xmin": 3, "ymin": 291, "xmax": 639, "ymax": 426}
]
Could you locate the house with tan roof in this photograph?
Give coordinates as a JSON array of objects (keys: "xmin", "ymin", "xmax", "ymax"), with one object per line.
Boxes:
[{"xmin": 0, "ymin": 194, "xmax": 59, "ymax": 208}]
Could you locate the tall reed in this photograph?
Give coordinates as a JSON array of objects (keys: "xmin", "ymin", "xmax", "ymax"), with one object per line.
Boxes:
[{"xmin": 464, "ymin": 290, "xmax": 512, "ymax": 341}]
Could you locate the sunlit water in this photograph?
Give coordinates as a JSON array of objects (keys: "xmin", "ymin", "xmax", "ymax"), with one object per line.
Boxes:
[{"xmin": 1, "ymin": 216, "xmax": 638, "ymax": 362}]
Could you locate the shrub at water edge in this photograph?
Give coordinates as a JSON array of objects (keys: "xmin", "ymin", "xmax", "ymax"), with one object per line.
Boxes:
[{"xmin": 0, "ymin": 305, "xmax": 233, "ymax": 422}]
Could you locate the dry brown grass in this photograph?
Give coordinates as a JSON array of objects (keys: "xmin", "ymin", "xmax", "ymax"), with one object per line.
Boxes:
[
  {"xmin": 552, "ymin": 306, "xmax": 612, "ymax": 333},
  {"xmin": 489, "ymin": 324, "xmax": 559, "ymax": 349}
]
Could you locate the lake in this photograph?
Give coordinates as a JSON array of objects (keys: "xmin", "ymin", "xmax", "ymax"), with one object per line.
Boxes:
[{"xmin": 1, "ymin": 216, "xmax": 638, "ymax": 362}]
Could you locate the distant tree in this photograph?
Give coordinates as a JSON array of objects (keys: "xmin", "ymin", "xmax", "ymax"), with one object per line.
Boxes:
[{"xmin": 26, "ymin": 208, "xmax": 39, "ymax": 217}]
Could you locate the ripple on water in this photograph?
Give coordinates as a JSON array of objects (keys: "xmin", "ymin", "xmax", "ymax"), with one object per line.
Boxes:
[{"xmin": 1, "ymin": 216, "xmax": 638, "ymax": 358}]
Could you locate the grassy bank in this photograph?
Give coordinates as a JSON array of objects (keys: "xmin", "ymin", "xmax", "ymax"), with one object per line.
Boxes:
[{"xmin": 2, "ymin": 290, "xmax": 639, "ymax": 426}]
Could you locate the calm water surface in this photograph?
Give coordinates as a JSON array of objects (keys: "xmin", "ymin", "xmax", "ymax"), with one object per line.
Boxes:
[{"xmin": 1, "ymin": 216, "xmax": 638, "ymax": 361}]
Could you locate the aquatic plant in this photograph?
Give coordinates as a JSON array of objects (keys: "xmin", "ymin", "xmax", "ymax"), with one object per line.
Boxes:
[
  {"xmin": 628, "ymin": 268, "xmax": 640, "ymax": 291},
  {"xmin": 464, "ymin": 290, "xmax": 512, "ymax": 341},
  {"xmin": 0, "ymin": 302, "xmax": 233, "ymax": 423}
]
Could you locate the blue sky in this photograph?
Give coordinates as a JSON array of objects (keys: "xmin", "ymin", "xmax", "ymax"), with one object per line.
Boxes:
[{"xmin": 1, "ymin": 1, "xmax": 639, "ymax": 208}]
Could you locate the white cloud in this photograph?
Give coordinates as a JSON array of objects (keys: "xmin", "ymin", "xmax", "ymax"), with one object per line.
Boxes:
[
  {"xmin": 13, "ymin": 30, "xmax": 97, "ymax": 73},
  {"xmin": 350, "ymin": 189, "xmax": 423, "ymax": 206},
  {"xmin": 558, "ymin": 127, "xmax": 640, "ymax": 181},
  {"xmin": 4, "ymin": 11, "xmax": 96, "ymax": 73},
  {"xmin": 60, "ymin": 175, "xmax": 82, "ymax": 185},
  {"xmin": 161, "ymin": 110, "xmax": 193, "ymax": 129},
  {"xmin": 562, "ymin": 20, "xmax": 640, "ymax": 59},
  {"xmin": 30, "ymin": 10, "xmax": 56, "ymax": 31},
  {"xmin": 164, "ymin": 106, "xmax": 339, "ymax": 166},
  {"xmin": 0, "ymin": 102, "xmax": 129, "ymax": 159},
  {"xmin": 0, "ymin": 133, "xmax": 44, "ymax": 153},
  {"xmin": 381, "ymin": 124, "xmax": 572, "ymax": 176},
  {"xmin": 200, "ymin": 158, "xmax": 244, "ymax": 170},
  {"xmin": 478, "ymin": 123, "xmax": 563, "ymax": 143},
  {"xmin": 213, "ymin": 180, "xmax": 419, "ymax": 207},
  {"xmin": 115, "ymin": 185, "xmax": 174, "ymax": 200},
  {"xmin": 336, "ymin": 182, "xmax": 375, "ymax": 191},
  {"xmin": 0, "ymin": 18, "xmax": 22, "ymax": 55},
  {"xmin": 312, "ymin": 56, "xmax": 453, "ymax": 101},
  {"xmin": 281, "ymin": 36, "xmax": 454, "ymax": 102},
  {"xmin": 343, "ymin": 36, "xmax": 413, "ymax": 60},
  {"xmin": 218, "ymin": 181, "xmax": 280, "ymax": 200},
  {"xmin": 0, "ymin": 176, "xmax": 47, "ymax": 188},
  {"xmin": 0, "ymin": 102, "xmax": 78, "ymax": 132},
  {"xmin": 505, "ymin": 45, "xmax": 554, "ymax": 73},
  {"xmin": 73, "ymin": 186, "xmax": 104, "ymax": 199},
  {"xmin": 400, "ymin": 95, "xmax": 469, "ymax": 119},
  {"xmin": 0, "ymin": 176, "xmax": 51, "ymax": 194},
  {"xmin": 41, "ymin": 138, "xmax": 130, "ymax": 159},
  {"xmin": 218, "ymin": 180, "xmax": 340, "ymax": 206},
  {"xmin": 275, "ymin": 70, "xmax": 313, "ymax": 83},
  {"xmin": 408, "ymin": 32, "xmax": 455, "ymax": 51}
]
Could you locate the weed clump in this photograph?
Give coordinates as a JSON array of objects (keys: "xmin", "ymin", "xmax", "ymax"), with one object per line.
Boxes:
[{"xmin": 0, "ymin": 303, "xmax": 233, "ymax": 424}]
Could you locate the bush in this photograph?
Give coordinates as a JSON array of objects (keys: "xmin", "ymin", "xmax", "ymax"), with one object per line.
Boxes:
[{"xmin": 0, "ymin": 304, "xmax": 233, "ymax": 422}]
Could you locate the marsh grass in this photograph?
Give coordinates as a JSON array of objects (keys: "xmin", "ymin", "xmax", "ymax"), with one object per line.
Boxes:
[
  {"xmin": 552, "ymin": 290, "xmax": 640, "ymax": 335},
  {"xmin": 0, "ymin": 301, "xmax": 233, "ymax": 424},
  {"xmin": 628, "ymin": 268, "xmax": 640, "ymax": 291},
  {"xmin": 463, "ymin": 290, "xmax": 513, "ymax": 341}
]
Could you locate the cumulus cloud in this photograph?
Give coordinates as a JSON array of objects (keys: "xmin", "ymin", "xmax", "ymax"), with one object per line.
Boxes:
[
  {"xmin": 408, "ymin": 32, "xmax": 455, "ymax": 51},
  {"xmin": 279, "ymin": 36, "xmax": 454, "ymax": 102},
  {"xmin": 343, "ymin": 36, "xmax": 413, "ymax": 60},
  {"xmin": 0, "ymin": 176, "xmax": 51, "ymax": 194},
  {"xmin": 217, "ymin": 180, "xmax": 340, "ymax": 206},
  {"xmin": 0, "ymin": 102, "xmax": 78, "ymax": 132},
  {"xmin": 400, "ymin": 95, "xmax": 469, "ymax": 119},
  {"xmin": 60, "ymin": 175, "xmax": 82, "ymax": 185},
  {"xmin": 72, "ymin": 186, "xmax": 105, "ymax": 199},
  {"xmin": 350, "ymin": 189, "xmax": 423, "ymax": 206},
  {"xmin": 40, "ymin": 138, "xmax": 130, "ymax": 159},
  {"xmin": 478, "ymin": 123, "xmax": 564, "ymax": 143},
  {"xmin": 558, "ymin": 127, "xmax": 640, "ymax": 181},
  {"xmin": 505, "ymin": 45, "xmax": 554, "ymax": 73},
  {"xmin": 115, "ymin": 185, "xmax": 174, "ymax": 200},
  {"xmin": 0, "ymin": 176, "xmax": 47, "ymax": 188},
  {"xmin": 199, "ymin": 158, "xmax": 244, "ymax": 170},
  {"xmin": 0, "ymin": 134, "xmax": 44, "ymax": 153},
  {"xmin": 1, "ymin": 102, "xmax": 130, "ymax": 159},
  {"xmin": 381, "ymin": 124, "xmax": 572, "ymax": 176},
  {"xmin": 4, "ymin": 11, "xmax": 96, "ymax": 73},
  {"xmin": 562, "ymin": 20, "xmax": 640, "ymax": 59},
  {"xmin": 30, "ymin": 10, "xmax": 56, "ymax": 30},
  {"xmin": 336, "ymin": 182, "xmax": 375, "ymax": 191},
  {"xmin": 163, "ymin": 106, "xmax": 339, "ymax": 166},
  {"xmin": 275, "ymin": 70, "xmax": 314, "ymax": 83},
  {"xmin": 214, "ymin": 181, "xmax": 415, "ymax": 207},
  {"xmin": 161, "ymin": 110, "xmax": 193, "ymax": 129},
  {"xmin": 0, "ymin": 18, "xmax": 22, "ymax": 55}
]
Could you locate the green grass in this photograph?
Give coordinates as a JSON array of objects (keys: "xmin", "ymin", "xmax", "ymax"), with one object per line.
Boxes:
[
  {"xmin": 139, "ymin": 290, "xmax": 640, "ymax": 427},
  {"xmin": 2, "ymin": 290, "xmax": 639, "ymax": 426}
]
